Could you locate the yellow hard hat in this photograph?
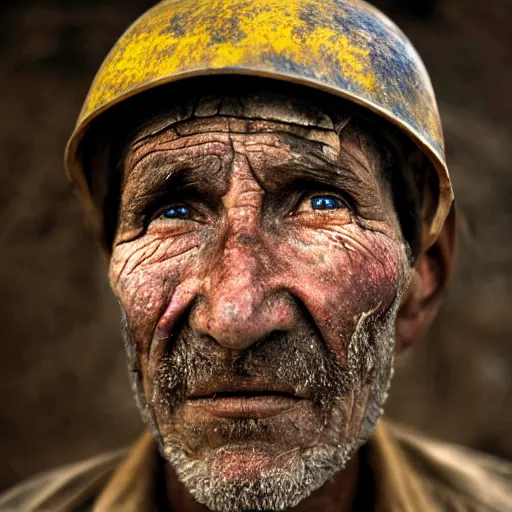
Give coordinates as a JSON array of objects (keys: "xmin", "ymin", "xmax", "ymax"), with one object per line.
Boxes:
[{"xmin": 65, "ymin": 0, "xmax": 453, "ymax": 251}]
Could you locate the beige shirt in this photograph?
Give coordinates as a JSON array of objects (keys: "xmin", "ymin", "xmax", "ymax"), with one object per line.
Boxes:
[{"xmin": 1, "ymin": 420, "xmax": 511, "ymax": 511}]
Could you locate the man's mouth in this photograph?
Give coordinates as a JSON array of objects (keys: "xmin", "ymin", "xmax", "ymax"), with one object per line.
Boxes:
[{"xmin": 186, "ymin": 384, "xmax": 308, "ymax": 419}]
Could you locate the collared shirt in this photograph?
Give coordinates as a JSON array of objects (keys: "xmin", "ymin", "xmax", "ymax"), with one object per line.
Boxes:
[{"xmin": 1, "ymin": 420, "xmax": 511, "ymax": 511}]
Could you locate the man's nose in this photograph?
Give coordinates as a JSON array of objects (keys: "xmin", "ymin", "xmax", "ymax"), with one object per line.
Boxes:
[{"xmin": 190, "ymin": 238, "xmax": 296, "ymax": 353}]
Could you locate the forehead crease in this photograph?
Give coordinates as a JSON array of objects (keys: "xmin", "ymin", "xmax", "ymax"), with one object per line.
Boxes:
[
  {"xmin": 125, "ymin": 131, "xmax": 378, "ymax": 199},
  {"xmin": 127, "ymin": 124, "xmax": 341, "ymax": 175},
  {"xmin": 126, "ymin": 134, "xmax": 232, "ymax": 175},
  {"xmin": 126, "ymin": 122, "xmax": 344, "ymax": 185},
  {"xmin": 129, "ymin": 87, "xmax": 350, "ymax": 142},
  {"xmin": 211, "ymin": 91, "xmax": 337, "ymax": 129},
  {"xmin": 121, "ymin": 90, "xmax": 380, "ymax": 194}
]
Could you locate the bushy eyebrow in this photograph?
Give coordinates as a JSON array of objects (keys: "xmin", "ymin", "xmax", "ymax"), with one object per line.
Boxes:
[
  {"xmin": 254, "ymin": 156, "xmax": 366, "ymax": 192},
  {"xmin": 121, "ymin": 151, "xmax": 229, "ymax": 215},
  {"xmin": 247, "ymin": 143, "xmax": 381, "ymax": 211}
]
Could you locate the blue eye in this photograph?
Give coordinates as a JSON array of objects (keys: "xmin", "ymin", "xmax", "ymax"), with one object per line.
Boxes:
[
  {"xmin": 311, "ymin": 195, "xmax": 343, "ymax": 210},
  {"xmin": 162, "ymin": 206, "xmax": 190, "ymax": 219}
]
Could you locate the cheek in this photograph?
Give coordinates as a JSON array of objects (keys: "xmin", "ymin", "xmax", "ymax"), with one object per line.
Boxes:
[
  {"xmin": 109, "ymin": 233, "xmax": 201, "ymax": 354},
  {"xmin": 277, "ymin": 224, "xmax": 407, "ymax": 358}
]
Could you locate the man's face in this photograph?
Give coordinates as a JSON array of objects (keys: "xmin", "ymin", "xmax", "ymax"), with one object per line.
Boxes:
[{"xmin": 108, "ymin": 89, "xmax": 411, "ymax": 511}]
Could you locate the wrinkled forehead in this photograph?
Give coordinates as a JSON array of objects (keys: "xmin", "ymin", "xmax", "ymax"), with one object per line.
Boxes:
[
  {"xmin": 127, "ymin": 86, "xmax": 352, "ymax": 142},
  {"xmin": 120, "ymin": 90, "xmax": 361, "ymax": 180},
  {"xmin": 119, "ymin": 85, "xmax": 393, "ymax": 193}
]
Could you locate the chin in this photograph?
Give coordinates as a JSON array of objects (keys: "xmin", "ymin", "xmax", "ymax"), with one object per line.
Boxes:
[
  {"xmin": 154, "ymin": 373, "xmax": 394, "ymax": 510},
  {"xmin": 163, "ymin": 437, "xmax": 357, "ymax": 512},
  {"xmin": 155, "ymin": 388, "xmax": 367, "ymax": 508}
]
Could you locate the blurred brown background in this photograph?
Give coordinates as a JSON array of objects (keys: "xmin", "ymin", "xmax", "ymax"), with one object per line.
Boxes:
[{"xmin": 0, "ymin": 0, "xmax": 511, "ymax": 491}]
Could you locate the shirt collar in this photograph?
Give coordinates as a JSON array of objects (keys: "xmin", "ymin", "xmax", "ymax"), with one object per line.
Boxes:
[{"xmin": 93, "ymin": 431, "xmax": 159, "ymax": 512}]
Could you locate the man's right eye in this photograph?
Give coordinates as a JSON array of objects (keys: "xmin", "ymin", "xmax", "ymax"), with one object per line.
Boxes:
[{"xmin": 161, "ymin": 206, "xmax": 191, "ymax": 219}]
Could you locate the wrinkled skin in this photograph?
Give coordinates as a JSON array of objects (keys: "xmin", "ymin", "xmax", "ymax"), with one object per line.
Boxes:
[{"xmin": 108, "ymin": 90, "xmax": 411, "ymax": 511}]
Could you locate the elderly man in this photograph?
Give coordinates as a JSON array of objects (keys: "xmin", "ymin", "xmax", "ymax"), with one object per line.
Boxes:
[{"xmin": 1, "ymin": 0, "xmax": 511, "ymax": 511}]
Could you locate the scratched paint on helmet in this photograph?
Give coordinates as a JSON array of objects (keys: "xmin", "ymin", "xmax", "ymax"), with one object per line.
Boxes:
[
  {"xmin": 80, "ymin": 0, "xmax": 439, "ymax": 147},
  {"xmin": 85, "ymin": 0, "xmax": 377, "ymax": 109},
  {"xmin": 66, "ymin": 0, "xmax": 453, "ymax": 252},
  {"xmin": 333, "ymin": 2, "xmax": 442, "ymax": 152},
  {"xmin": 73, "ymin": 0, "xmax": 446, "ymax": 161}
]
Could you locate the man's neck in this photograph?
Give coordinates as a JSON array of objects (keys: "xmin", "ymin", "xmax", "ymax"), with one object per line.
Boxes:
[{"xmin": 163, "ymin": 453, "xmax": 362, "ymax": 512}]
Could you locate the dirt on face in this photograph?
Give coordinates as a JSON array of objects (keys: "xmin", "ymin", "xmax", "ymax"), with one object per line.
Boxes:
[{"xmin": 109, "ymin": 89, "xmax": 411, "ymax": 510}]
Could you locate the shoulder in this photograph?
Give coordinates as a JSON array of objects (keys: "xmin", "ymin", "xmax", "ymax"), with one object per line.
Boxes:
[
  {"xmin": 388, "ymin": 422, "xmax": 512, "ymax": 512},
  {"xmin": 0, "ymin": 448, "xmax": 127, "ymax": 512}
]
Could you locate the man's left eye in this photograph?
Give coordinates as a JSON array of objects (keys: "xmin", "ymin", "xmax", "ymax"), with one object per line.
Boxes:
[
  {"xmin": 162, "ymin": 206, "xmax": 190, "ymax": 219},
  {"xmin": 310, "ymin": 195, "xmax": 345, "ymax": 210}
]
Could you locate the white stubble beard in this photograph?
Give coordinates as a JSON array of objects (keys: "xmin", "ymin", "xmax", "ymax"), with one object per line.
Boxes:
[{"xmin": 160, "ymin": 290, "xmax": 403, "ymax": 512}]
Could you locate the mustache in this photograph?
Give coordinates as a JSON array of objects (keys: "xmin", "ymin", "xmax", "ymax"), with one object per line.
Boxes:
[
  {"xmin": 152, "ymin": 319, "xmax": 354, "ymax": 418},
  {"xmin": 120, "ymin": 299, "xmax": 399, "ymax": 452}
]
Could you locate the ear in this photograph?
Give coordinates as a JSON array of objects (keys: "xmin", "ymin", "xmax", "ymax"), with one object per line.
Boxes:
[{"xmin": 395, "ymin": 205, "xmax": 457, "ymax": 353}]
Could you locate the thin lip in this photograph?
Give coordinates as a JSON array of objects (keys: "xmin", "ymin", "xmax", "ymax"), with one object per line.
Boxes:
[
  {"xmin": 186, "ymin": 380, "xmax": 309, "ymax": 401},
  {"xmin": 185, "ymin": 395, "xmax": 306, "ymax": 419}
]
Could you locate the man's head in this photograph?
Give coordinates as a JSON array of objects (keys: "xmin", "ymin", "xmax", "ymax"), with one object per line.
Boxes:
[
  {"xmin": 95, "ymin": 78, "xmax": 452, "ymax": 511},
  {"xmin": 65, "ymin": 1, "xmax": 455, "ymax": 510}
]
